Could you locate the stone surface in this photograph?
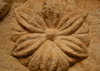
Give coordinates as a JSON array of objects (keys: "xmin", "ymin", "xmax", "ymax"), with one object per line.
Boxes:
[{"xmin": 0, "ymin": 0, "xmax": 100, "ymax": 71}]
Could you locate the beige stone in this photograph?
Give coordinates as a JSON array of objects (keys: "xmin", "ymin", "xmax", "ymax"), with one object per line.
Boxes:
[{"xmin": 0, "ymin": 0, "xmax": 100, "ymax": 71}]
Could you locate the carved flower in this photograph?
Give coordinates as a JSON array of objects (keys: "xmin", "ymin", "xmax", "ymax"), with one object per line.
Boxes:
[{"xmin": 12, "ymin": 0, "xmax": 89, "ymax": 71}]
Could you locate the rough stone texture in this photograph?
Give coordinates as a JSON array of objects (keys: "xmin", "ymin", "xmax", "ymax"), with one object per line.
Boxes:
[{"xmin": 0, "ymin": 0, "xmax": 100, "ymax": 71}]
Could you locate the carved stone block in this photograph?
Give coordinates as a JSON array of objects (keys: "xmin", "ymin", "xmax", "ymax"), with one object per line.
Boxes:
[
  {"xmin": 0, "ymin": 0, "xmax": 100, "ymax": 71},
  {"xmin": 11, "ymin": 0, "xmax": 89, "ymax": 71}
]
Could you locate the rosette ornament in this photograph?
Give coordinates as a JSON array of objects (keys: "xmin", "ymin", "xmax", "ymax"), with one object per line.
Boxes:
[{"xmin": 11, "ymin": 0, "xmax": 89, "ymax": 71}]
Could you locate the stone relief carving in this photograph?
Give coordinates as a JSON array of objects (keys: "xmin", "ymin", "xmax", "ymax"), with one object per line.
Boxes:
[
  {"xmin": 0, "ymin": 0, "xmax": 12, "ymax": 21},
  {"xmin": 11, "ymin": 0, "xmax": 90, "ymax": 71}
]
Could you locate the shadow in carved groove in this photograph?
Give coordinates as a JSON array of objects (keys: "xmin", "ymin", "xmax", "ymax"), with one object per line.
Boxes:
[{"xmin": 11, "ymin": 0, "xmax": 90, "ymax": 71}]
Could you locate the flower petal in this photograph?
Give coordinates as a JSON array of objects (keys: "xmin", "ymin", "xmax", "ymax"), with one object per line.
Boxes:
[
  {"xmin": 58, "ymin": 13, "xmax": 88, "ymax": 35},
  {"xmin": 15, "ymin": 33, "xmax": 42, "ymax": 46},
  {"xmin": 28, "ymin": 40, "xmax": 50, "ymax": 71},
  {"xmin": 39, "ymin": 40, "xmax": 58, "ymax": 71},
  {"xmin": 15, "ymin": 9, "xmax": 44, "ymax": 33},
  {"xmin": 72, "ymin": 22, "xmax": 90, "ymax": 46},
  {"xmin": 28, "ymin": 40, "xmax": 70, "ymax": 71},
  {"xmin": 15, "ymin": 0, "xmax": 48, "ymax": 32},
  {"xmin": 42, "ymin": 0, "xmax": 60, "ymax": 28},
  {"xmin": 54, "ymin": 36, "xmax": 88, "ymax": 59},
  {"xmin": 72, "ymin": 34, "xmax": 90, "ymax": 47},
  {"xmin": 12, "ymin": 34, "xmax": 47, "ymax": 57},
  {"xmin": 57, "ymin": 11, "xmax": 83, "ymax": 29}
]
